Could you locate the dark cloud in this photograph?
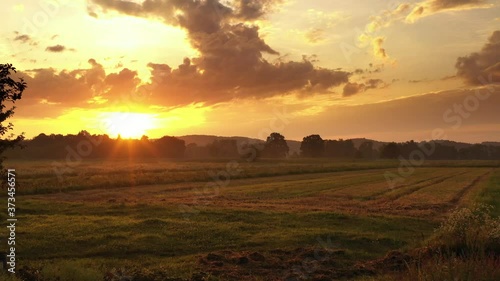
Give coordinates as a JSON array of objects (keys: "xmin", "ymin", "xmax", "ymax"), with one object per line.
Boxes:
[
  {"xmin": 17, "ymin": 59, "xmax": 141, "ymax": 113},
  {"xmin": 91, "ymin": 0, "xmax": 282, "ymax": 27},
  {"xmin": 343, "ymin": 83, "xmax": 364, "ymax": 97},
  {"xmin": 20, "ymin": 68, "xmax": 92, "ymax": 108},
  {"xmin": 365, "ymin": 79, "xmax": 385, "ymax": 89},
  {"xmin": 234, "ymin": 0, "xmax": 283, "ymax": 20},
  {"xmin": 90, "ymin": 0, "xmax": 353, "ymax": 106},
  {"xmin": 430, "ymin": 0, "xmax": 488, "ymax": 10},
  {"xmin": 87, "ymin": 6, "xmax": 98, "ymax": 18},
  {"xmin": 456, "ymin": 30, "xmax": 500, "ymax": 85},
  {"xmin": 103, "ymin": 68, "xmax": 141, "ymax": 100},
  {"xmin": 14, "ymin": 34, "xmax": 31, "ymax": 43},
  {"xmin": 91, "ymin": 0, "xmax": 232, "ymax": 32},
  {"xmin": 13, "ymin": 33, "xmax": 38, "ymax": 46},
  {"xmin": 342, "ymin": 79, "xmax": 387, "ymax": 97},
  {"xmin": 45, "ymin": 45, "xmax": 66, "ymax": 52},
  {"xmin": 354, "ymin": 69, "xmax": 364, "ymax": 75}
]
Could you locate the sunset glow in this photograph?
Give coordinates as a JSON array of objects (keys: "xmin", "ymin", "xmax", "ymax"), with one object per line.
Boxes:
[
  {"xmin": 100, "ymin": 112, "xmax": 157, "ymax": 139},
  {"xmin": 2, "ymin": 1, "xmax": 500, "ymax": 279},
  {"xmin": 0, "ymin": 0, "xmax": 498, "ymax": 142}
]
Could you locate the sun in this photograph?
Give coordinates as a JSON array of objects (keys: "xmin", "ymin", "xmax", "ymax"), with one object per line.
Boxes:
[{"xmin": 100, "ymin": 112, "xmax": 157, "ymax": 139}]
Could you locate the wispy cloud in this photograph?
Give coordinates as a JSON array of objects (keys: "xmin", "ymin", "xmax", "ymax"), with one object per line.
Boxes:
[
  {"xmin": 359, "ymin": 0, "xmax": 494, "ymax": 60},
  {"xmin": 406, "ymin": 0, "xmax": 493, "ymax": 23},
  {"xmin": 13, "ymin": 32, "xmax": 38, "ymax": 46},
  {"xmin": 358, "ymin": 3, "xmax": 411, "ymax": 62}
]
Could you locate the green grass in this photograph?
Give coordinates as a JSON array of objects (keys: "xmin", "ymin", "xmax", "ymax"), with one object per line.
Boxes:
[
  {"xmin": 7, "ymin": 158, "xmax": 499, "ymax": 195},
  {"xmin": 13, "ymin": 200, "xmax": 435, "ymax": 260},
  {"xmin": 0, "ymin": 159, "xmax": 498, "ymax": 280},
  {"xmin": 477, "ymin": 171, "xmax": 500, "ymax": 216}
]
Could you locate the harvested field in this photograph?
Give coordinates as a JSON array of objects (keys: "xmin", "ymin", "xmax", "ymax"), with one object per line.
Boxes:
[{"xmin": 1, "ymin": 159, "xmax": 499, "ymax": 280}]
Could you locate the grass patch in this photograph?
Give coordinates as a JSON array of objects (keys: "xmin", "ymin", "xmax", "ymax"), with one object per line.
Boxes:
[{"xmin": 2, "ymin": 160, "xmax": 498, "ymax": 280}]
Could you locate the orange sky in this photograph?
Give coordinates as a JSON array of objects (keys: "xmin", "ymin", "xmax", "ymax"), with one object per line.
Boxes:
[{"xmin": 1, "ymin": 0, "xmax": 499, "ymax": 142}]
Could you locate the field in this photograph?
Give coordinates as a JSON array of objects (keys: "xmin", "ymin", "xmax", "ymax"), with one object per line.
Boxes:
[{"xmin": 1, "ymin": 159, "xmax": 499, "ymax": 280}]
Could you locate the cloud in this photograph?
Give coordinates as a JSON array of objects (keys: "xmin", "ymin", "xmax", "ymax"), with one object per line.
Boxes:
[
  {"xmin": 406, "ymin": 0, "xmax": 492, "ymax": 23},
  {"xmin": 343, "ymin": 83, "xmax": 364, "ymax": 97},
  {"xmin": 360, "ymin": 1, "xmax": 494, "ymax": 60},
  {"xmin": 14, "ymin": 34, "xmax": 31, "ymax": 43},
  {"xmin": 45, "ymin": 45, "xmax": 67, "ymax": 52},
  {"xmin": 17, "ymin": 59, "xmax": 141, "ymax": 115},
  {"xmin": 372, "ymin": 37, "xmax": 387, "ymax": 59},
  {"xmin": 357, "ymin": 3, "xmax": 411, "ymax": 61},
  {"xmin": 456, "ymin": 30, "xmax": 500, "ymax": 85},
  {"xmin": 304, "ymin": 28, "xmax": 327, "ymax": 44},
  {"xmin": 300, "ymin": 9, "xmax": 348, "ymax": 44},
  {"xmin": 366, "ymin": 3, "xmax": 411, "ymax": 33},
  {"xmin": 234, "ymin": 0, "xmax": 284, "ymax": 20},
  {"xmin": 13, "ymin": 32, "xmax": 38, "ymax": 46},
  {"xmin": 89, "ymin": 0, "xmax": 353, "ymax": 105},
  {"xmin": 103, "ymin": 68, "xmax": 141, "ymax": 100},
  {"xmin": 342, "ymin": 79, "xmax": 387, "ymax": 97},
  {"xmin": 87, "ymin": 6, "xmax": 98, "ymax": 18},
  {"xmin": 90, "ymin": 0, "xmax": 284, "ymax": 24}
]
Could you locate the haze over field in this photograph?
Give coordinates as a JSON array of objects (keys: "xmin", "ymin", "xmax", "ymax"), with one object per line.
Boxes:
[{"xmin": 0, "ymin": 0, "xmax": 499, "ymax": 142}]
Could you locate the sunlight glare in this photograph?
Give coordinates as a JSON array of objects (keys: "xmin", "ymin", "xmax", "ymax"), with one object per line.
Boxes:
[{"xmin": 100, "ymin": 112, "xmax": 158, "ymax": 139}]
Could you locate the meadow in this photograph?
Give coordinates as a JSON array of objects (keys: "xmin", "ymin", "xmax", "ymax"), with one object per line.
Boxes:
[{"xmin": 1, "ymin": 159, "xmax": 499, "ymax": 280}]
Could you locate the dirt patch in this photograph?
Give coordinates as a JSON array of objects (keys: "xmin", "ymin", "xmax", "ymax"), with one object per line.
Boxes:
[{"xmin": 197, "ymin": 247, "xmax": 373, "ymax": 281}]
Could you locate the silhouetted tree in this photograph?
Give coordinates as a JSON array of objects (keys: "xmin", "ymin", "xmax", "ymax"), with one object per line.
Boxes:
[
  {"xmin": 300, "ymin": 134, "xmax": 325, "ymax": 157},
  {"xmin": 357, "ymin": 141, "xmax": 376, "ymax": 159},
  {"xmin": 32, "ymin": 133, "xmax": 50, "ymax": 144},
  {"xmin": 155, "ymin": 136, "xmax": 186, "ymax": 158},
  {"xmin": 185, "ymin": 143, "xmax": 205, "ymax": 158},
  {"xmin": 324, "ymin": 139, "xmax": 357, "ymax": 158},
  {"xmin": 0, "ymin": 64, "xmax": 26, "ymax": 174},
  {"xmin": 381, "ymin": 142, "xmax": 400, "ymax": 159},
  {"xmin": 239, "ymin": 141, "xmax": 264, "ymax": 162},
  {"xmin": 399, "ymin": 140, "xmax": 419, "ymax": 159},
  {"xmin": 208, "ymin": 139, "xmax": 239, "ymax": 158},
  {"xmin": 459, "ymin": 144, "xmax": 495, "ymax": 160},
  {"xmin": 263, "ymin": 132, "xmax": 289, "ymax": 158},
  {"xmin": 426, "ymin": 142, "xmax": 458, "ymax": 160}
]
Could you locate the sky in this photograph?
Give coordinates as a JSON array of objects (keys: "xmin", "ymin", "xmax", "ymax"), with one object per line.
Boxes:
[{"xmin": 1, "ymin": 0, "xmax": 499, "ymax": 142}]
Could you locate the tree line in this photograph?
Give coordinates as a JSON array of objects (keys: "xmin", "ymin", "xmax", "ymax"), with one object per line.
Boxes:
[
  {"xmin": 300, "ymin": 135, "xmax": 500, "ymax": 160},
  {"xmin": 5, "ymin": 131, "xmax": 500, "ymax": 161}
]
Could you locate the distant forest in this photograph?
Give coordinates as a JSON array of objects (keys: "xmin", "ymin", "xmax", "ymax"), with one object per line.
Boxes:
[{"xmin": 5, "ymin": 131, "xmax": 500, "ymax": 160}]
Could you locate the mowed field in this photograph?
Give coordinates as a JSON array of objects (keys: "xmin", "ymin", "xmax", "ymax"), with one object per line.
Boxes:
[{"xmin": 1, "ymin": 159, "xmax": 500, "ymax": 280}]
